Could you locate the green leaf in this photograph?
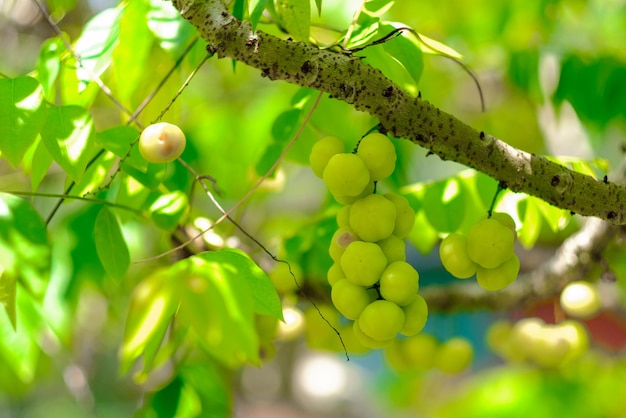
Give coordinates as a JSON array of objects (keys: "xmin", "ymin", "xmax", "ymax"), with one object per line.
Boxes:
[
  {"xmin": 516, "ymin": 196, "xmax": 542, "ymax": 248},
  {"xmin": 255, "ymin": 142, "xmax": 284, "ymax": 177},
  {"xmin": 0, "ymin": 77, "xmax": 47, "ymax": 167},
  {"xmin": 379, "ymin": 22, "xmax": 424, "ymax": 86},
  {"xmin": 71, "ymin": 150, "xmax": 116, "ymax": 196},
  {"xmin": 250, "ymin": 0, "xmax": 268, "ymax": 31},
  {"xmin": 0, "ymin": 192, "xmax": 51, "ymax": 303},
  {"xmin": 0, "ymin": 270, "xmax": 16, "ymax": 331},
  {"xmin": 29, "ymin": 139, "xmax": 53, "ymax": 192},
  {"xmin": 149, "ymin": 191, "xmax": 189, "ymax": 230},
  {"xmin": 119, "ymin": 269, "xmax": 179, "ymax": 374},
  {"xmin": 113, "ymin": 0, "xmax": 153, "ymax": 106},
  {"xmin": 276, "ymin": 0, "xmax": 310, "ymax": 41},
  {"xmin": 74, "ymin": 7, "xmax": 123, "ymax": 91},
  {"xmin": 147, "ymin": 0, "xmax": 195, "ymax": 56},
  {"xmin": 314, "ymin": 0, "xmax": 322, "ymax": 15},
  {"xmin": 272, "ymin": 108, "xmax": 302, "ymax": 143},
  {"xmin": 418, "ymin": 33, "xmax": 462, "ymax": 59},
  {"xmin": 94, "ymin": 207, "xmax": 130, "ymax": 280},
  {"xmin": 0, "ymin": 289, "xmax": 41, "ymax": 383},
  {"xmin": 40, "ymin": 105, "xmax": 96, "ymax": 182},
  {"xmin": 36, "ymin": 38, "xmax": 63, "ymax": 101},
  {"xmin": 175, "ymin": 253, "xmax": 260, "ymax": 367},
  {"xmin": 423, "ymin": 177, "xmax": 467, "ymax": 233},
  {"xmin": 233, "ymin": 0, "xmax": 246, "ymax": 20},
  {"xmin": 95, "ymin": 125, "xmax": 146, "ymax": 171},
  {"xmin": 199, "ymin": 249, "xmax": 283, "ymax": 320},
  {"xmin": 363, "ymin": 0, "xmax": 394, "ymax": 17}
]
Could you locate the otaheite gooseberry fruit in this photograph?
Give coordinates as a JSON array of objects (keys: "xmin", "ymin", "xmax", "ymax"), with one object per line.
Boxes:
[
  {"xmin": 475, "ymin": 254, "xmax": 520, "ymax": 291},
  {"xmin": 435, "ymin": 337, "xmax": 473, "ymax": 373},
  {"xmin": 331, "ymin": 279, "xmax": 373, "ymax": 320},
  {"xmin": 340, "ymin": 241, "xmax": 387, "ymax": 286},
  {"xmin": 323, "ymin": 153, "xmax": 370, "ymax": 197},
  {"xmin": 356, "ymin": 132, "xmax": 397, "ymax": 180},
  {"xmin": 379, "ymin": 261, "xmax": 420, "ymax": 306},
  {"xmin": 466, "ymin": 218, "xmax": 515, "ymax": 269},
  {"xmin": 358, "ymin": 300, "xmax": 405, "ymax": 341},
  {"xmin": 309, "ymin": 136, "xmax": 345, "ymax": 178},
  {"xmin": 560, "ymin": 281, "xmax": 601, "ymax": 319},
  {"xmin": 349, "ymin": 194, "xmax": 396, "ymax": 242},
  {"xmin": 439, "ymin": 233, "xmax": 477, "ymax": 279},
  {"xmin": 139, "ymin": 122, "xmax": 186, "ymax": 163}
]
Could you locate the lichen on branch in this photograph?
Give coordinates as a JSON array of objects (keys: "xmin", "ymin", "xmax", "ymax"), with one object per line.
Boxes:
[{"xmin": 173, "ymin": 0, "xmax": 626, "ymax": 224}]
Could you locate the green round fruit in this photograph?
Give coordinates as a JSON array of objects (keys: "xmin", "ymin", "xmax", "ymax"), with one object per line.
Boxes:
[
  {"xmin": 309, "ymin": 136, "xmax": 345, "ymax": 178},
  {"xmin": 349, "ymin": 194, "xmax": 397, "ymax": 242},
  {"xmin": 331, "ymin": 279, "xmax": 373, "ymax": 320},
  {"xmin": 439, "ymin": 233, "xmax": 478, "ymax": 279},
  {"xmin": 340, "ymin": 241, "xmax": 387, "ymax": 286},
  {"xmin": 557, "ymin": 319, "xmax": 589, "ymax": 362},
  {"xmin": 379, "ymin": 261, "xmax": 420, "ymax": 306},
  {"xmin": 336, "ymin": 205, "xmax": 351, "ymax": 228},
  {"xmin": 475, "ymin": 254, "xmax": 520, "ymax": 291},
  {"xmin": 328, "ymin": 227, "xmax": 360, "ymax": 262},
  {"xmin": 560, "ymin": 281, "xmax": 601, "ymax": 319},
  {"xmin": 403, "ymin": 333, "xmax": 439, "ymax": 370},
  {"xmin": 323, "ymin": 153, "xmax": 371, "ymax": 197},
  {"xmin": 332, "ymin": 181, "xmax": 375, "ymax": 205},
  {"xmin": 400, "ymin": 294, "xmax": 428, "ymax": 336},
  {"xmin": 139, "ymin": 122, "xmax": 186, "ymax": 163},
  {"xmin": 435, "ymin": 337, "xmax": 473, "ymax": 373},
  {"xmin": 358, "ymin": 300, "xmax": 405, "ymax": 341},
  {"xmin": 384, "ymin": 192, "xmax": 416, "ymax": 238},
  {"xmin": 327, "ymin": 262, "xmax": 346, "ymax": 286},
  {"xmin": 490, "ymin": 212, "xmax": 516, "ymax": 232},
  {"xmin": 356, "ymin": 132, "xmax": 397, "ymax": 180},
  {"xmin": 353, "ymin": 319, "xmax": 394, "ymax": 349},
  {"xmin": 466, "ymin": 218, "xmax": 515, "ymax": 269},
  {"xmin": 377, "ymin": 235, "xmax": 406, "ymax": 263}
]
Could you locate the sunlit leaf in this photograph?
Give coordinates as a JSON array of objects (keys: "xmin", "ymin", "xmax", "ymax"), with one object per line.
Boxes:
[
  {"xmin": 379, "ymin": 22, "xmax": 423, "ymax": 87},
  {"xmin": 417, "ymin": 32, "xmax": 463, "ymax": 59},
  {"xmin": 176, "ymin": 253, "xmax": 259, "ymax": 367},
  {"xmin": 94, "ymin": 207, "xmax": 130, "ymax": 280},
  {"xmin": 0, "ymin": 270, "xmax": 16, "ymax": 331},
  {"xmin": 74, "ymin": 7, "xmax": 123, "ymax": 91},
  {"xmin": 516, "ymin": 196, "xmax": 542, "ymax": 248},
  {"xmin": 276, "ymin": 0, "xmax": 310, "ymax": 41},
  {"xmin": 363, "ymin": 0, "xmax": 394, "ymax": 17},
  {"xmin": 199, "ymin": 249, "xmax": 283, "ymax": 320},
  {"xmin": 72, "ymin": 150, "xmax": 116, "ymax": 196},
  {"xmin": 147, "ymin": 0, "xmax": 195, "ymax": 56},
  {"xmin": 250, "ymin": 0, "xmax": 268, "ymax": 31},
  {"xmin": 0, "ymin": 192, "xmax": 51, "ymax": 302},
  {"xmin": 95, "ymin": 125, "xmax": 146, "ymax": 171},
  {"xmin": 119, "ymin": 269, "xmax": 178, "ymax": 374},
  {"xmin": 423, "ymin": 177, "xmax": 467, "ymax": 233},
  {"xmin": 36, "ymin": 38, "xmax": 63, "ymax": 101},
  {"xmin": 40, "ymin": 105, "xmax": 96, "ymax": 182},
  {"xmin": 0, "ymin": 77, "xmax": 46, "ymax": 167},
  {"xmin": 149, "ymin": 191, "xmax": 189, "ymax": 230}
]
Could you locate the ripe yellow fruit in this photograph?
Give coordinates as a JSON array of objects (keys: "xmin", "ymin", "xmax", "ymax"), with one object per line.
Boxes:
[
  {"xmin": 139, "ymin": 122, "xmax": 186, "ymax": 163},
  {"xmin": 560, "ymin": 281, "xmax": 601, "ymax": 319}
]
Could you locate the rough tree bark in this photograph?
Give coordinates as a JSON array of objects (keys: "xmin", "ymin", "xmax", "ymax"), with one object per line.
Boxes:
[{"xmin": 173, "ymin": 0, "xmax": 626, "ymax": 225}]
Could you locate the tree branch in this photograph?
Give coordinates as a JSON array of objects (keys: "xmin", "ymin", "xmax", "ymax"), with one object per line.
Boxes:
[{"xmin": 172, "ymin": 0, "xmax": 626, "ymax": 224}]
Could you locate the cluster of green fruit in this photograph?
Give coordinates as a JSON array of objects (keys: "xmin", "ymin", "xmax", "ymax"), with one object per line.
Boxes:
[
  {"xmin": 486, "ymin": 317, "xmax": 589, "ymax": 368},
  {"xmin": 310, "ymin": 133, "xmax": 427, "ymax": 349},
  {"xmin": 384, "ymin": 333, "xmax": 474, "ymax": 374},
  {"xmin": 439, "ymin": 213, "xmax": 520, "ymax": 291}
]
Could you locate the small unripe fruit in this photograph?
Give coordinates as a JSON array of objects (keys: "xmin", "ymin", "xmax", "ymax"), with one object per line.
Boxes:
[
  {"xmin": 560, "ymin": 281, "xmax": 601, "ymax": 319},
  {"xmin": 139, "ymin": 122, "xmax": 186, "ymax": 163}
]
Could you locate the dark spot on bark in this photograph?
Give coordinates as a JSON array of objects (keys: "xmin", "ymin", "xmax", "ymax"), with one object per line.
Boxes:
[
  {"xmin": 261, "ymin": 68, "xmax": 270, "ymax": 77},
  {"xmin": 480, "ymin": 131, "xmax": 485, "ymax": 139},
  {"xmin": 418, "ymin": 91, "xmax": 422, "ymax": 98},
  {"xmin": 301, "ymin": 61, "xmax": 311, "ymax": 73},
  {"xmin": 383, "ymin": 86, "xmax": 393, "ymax": 97},
  {"xmin": 603, "ymin": 175, "xmax": 609, "ymax": 184},
  {"xmin": 221, "ymin": 11, "xmax": 228, "ymax": 17},
  {"xmin": 570, "ymin": 211, "xmax": 576, "ymax": 215},
  {"xmin": 426, "ymin": 151, "xmax": 434, "ymax": 157},
  {"xmin": 608, "ymin": 211, "xmax": 617, "ymax": 219},
  {"xmin": 551, "ymin": 175, "xmax": 560, "ymax": 187},
  {"xmin": 499, "ymin": 180, "xmax": 508, "ymax": 189}
]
